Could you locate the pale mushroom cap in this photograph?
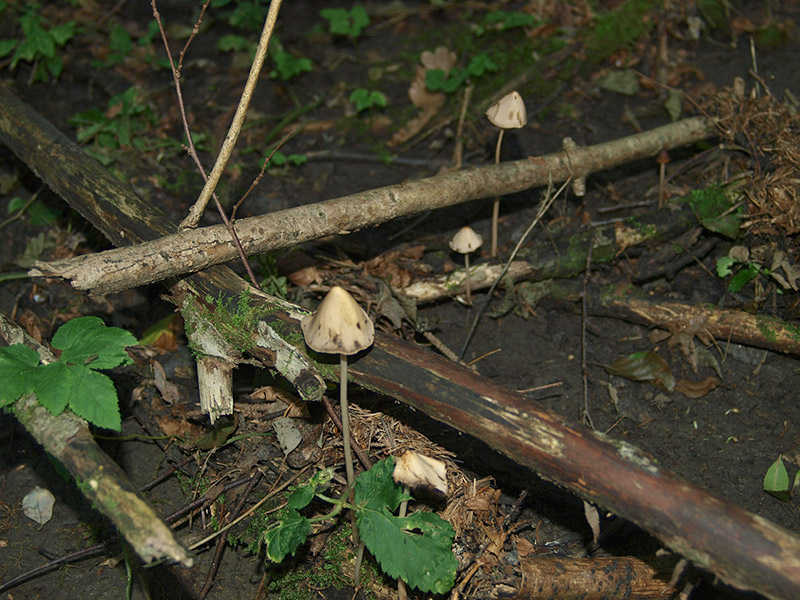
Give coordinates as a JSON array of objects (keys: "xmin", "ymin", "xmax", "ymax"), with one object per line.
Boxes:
[
  {"xmin": 485, "ymin": 90, "xmax": 527, "ymax": 129},
  {"xmin": 449, "ymin": 226, "xmax": 483, "ymax": 254},
  {"xmin": 301, "ymin": 286, "xmax": 375, "ymax": 355},
  {"xmin": 393, "ymin": 450, "xmax": 448, "ymax": 497}
]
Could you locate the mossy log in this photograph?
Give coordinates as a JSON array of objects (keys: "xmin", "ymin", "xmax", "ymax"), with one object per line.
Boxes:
[{"xmin": 2, "ymin": 83, "xmax": 800, "ymax": 600}]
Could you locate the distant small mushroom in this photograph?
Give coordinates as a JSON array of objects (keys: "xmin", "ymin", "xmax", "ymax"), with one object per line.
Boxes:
[
  {"xmin": 301, "ymin": 286, "xmax": 374, "ymax": 540},
  {"xmin": 450, "ymin": 226, "xmax": 483, "ymax": 305},
  {"xmin": 656, "ymin": 148, "xmax": 671, "ymax": 208},
  {"xmin": 486, "ymin": 91, "xmax": 527, "ymax": 258}
]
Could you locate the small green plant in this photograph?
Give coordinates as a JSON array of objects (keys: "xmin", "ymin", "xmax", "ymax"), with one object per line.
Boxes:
[
  {"xmin": 716, "ymin": 254, "xmax": 769, "ymax": 294},
  {"xmin": 69, "ymin": 86, "xmax": 160, "ymax": 166},
  {"xmin": 349, "ymin": 88, "xmax": 387, "ymax": 113},
  {"xmin": 91, "ymin": 23, "xmax": 133, "ymax": 68},
  {"xmin": 7, "ymin": 195, "xmax": 59, "ymax": 225},
  {"xmin": 0, "ymin": 3, "xmax": 77, "ymax": 82},
  {"xmin": 262, "ymin": 457, "xmax": 457, "ymax": 594},
  {"xmin": 320, "ymin": 6, "xmax": 370, "ymax": 39},
  {"xmin": 425, "ymin": 53, "xmax": 498, "ymax": 94},
  {"xmin": 258, "ymin": 253, "xmax": 288, "ymax": 298},
  {"xmin": 263, "ymin": 150, "xmax": 307, "ymax": 170},
  {"xmin": 473, "ymin": 10, "xmax": 539, "ymax": 36},
  {"xmin": 0, "ymin": 316, "xmax": 137, "ymax": 430},
  {"xmin": 269, "ymin": 37, "xmax": 312, "ymax": 81}
]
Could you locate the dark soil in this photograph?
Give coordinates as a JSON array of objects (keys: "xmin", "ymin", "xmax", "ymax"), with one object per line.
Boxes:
[{"xmin": 2, "ymin": 1, "xmax": 800, "ymax": 599}]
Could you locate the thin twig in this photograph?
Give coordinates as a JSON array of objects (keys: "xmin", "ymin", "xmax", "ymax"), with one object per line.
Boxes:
[
  {"xmin": 581, "ymin": 236, "xmax": 595, "ymax": 429},
  {"xmin": 180, "ymin": 0, "xmax": 283, "ymax": 229},
  {"xmin": 151, "ymin": 0, "xmax": 263, "ymax": 290},
  {"xmin": 199, "ymin": 470, "xmax": 263, "ymax": 598},
  {"xmin": 458, "ymin": 176, "xmax": 568, "ymax": 360}
]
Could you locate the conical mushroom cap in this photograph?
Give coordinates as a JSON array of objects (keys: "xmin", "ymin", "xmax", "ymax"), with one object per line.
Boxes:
[
  {"xmin": 449, "ymin": 226, "xmax": 483, "ymax": 254},
  {"xmin": 485, "ymin": 91, "xmax": 527, "ymax": 129},
  {"xmin": 301, "ymin": 286, "xmax": 375, "ymax": 355}
]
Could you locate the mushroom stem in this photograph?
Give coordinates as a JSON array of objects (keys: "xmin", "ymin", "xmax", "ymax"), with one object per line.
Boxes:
[
  {"xmin": 491, "ymin": 129, "xmax": 505, "ymax": 258},
  {"xmin": 658, "ymin": 161, "xmax": 666, "ymax": 208},
  {"xmin": 339, "ymin": 354, "xmax": 360, "ymax": 545},
  {"xmin": 463, "ymin": 254, "xmax": 472, "ymax": 304}
]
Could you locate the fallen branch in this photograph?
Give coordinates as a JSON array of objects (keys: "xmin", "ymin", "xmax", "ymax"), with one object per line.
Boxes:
[
  {"xmin": 0, "ymin": 312, "xmax": 193, "ymax": 567},
  {"xmin": 4, "ymin": 85, "xmax": 800, "ymax": 600},
  {"xmin": 0, "ymin": 75, "xmax": 715, "ymax": 297}
]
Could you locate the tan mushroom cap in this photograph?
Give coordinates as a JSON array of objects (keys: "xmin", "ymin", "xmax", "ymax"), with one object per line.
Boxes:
[
  {"xmin": 301, "ymin": 286, "xmax": 375, "ymax": 356},
  {"xmin": 393, "ymin": 450, "xmax": 448, "ymax": 497},
  {"xmin": 449, "ymin": 226, "xmax": 483, "ymax": 254},
  {"xmin": 485, "ymin": 90, "xmax": 527, "ymax": 129}
]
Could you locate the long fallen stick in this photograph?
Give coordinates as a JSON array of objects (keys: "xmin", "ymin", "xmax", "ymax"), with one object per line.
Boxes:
[
  {"xmin": 0, "ymin": 313, "xmax": 193, "ymax": 567},
  {"xmin": 0, "ymin": 80, "xmax": 716, "ymax": 295},
  {"xmin": 3, "ymin": 84, "xmax": 800, "ymax": 600}
]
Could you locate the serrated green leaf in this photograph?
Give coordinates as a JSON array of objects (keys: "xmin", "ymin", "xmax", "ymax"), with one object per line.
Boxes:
[
  {"xmin": 51, "ymin": 316, "xmax": 136, "ymax": 369},
  {"xmin": 65, "ymin": 366, "xmax": 121, "ymax": 430},
  {"xmin": 0, "ymin": 344, "xmax": 40, "ymax": 406},
  {"xmin": 728, "ymin": 262, "xmax": 761, "ymax": 293},
  {"xmin": 32, "ymin": 361, "xmax": 71, "ymax": 415},
  {"xmin": 764, "ymin": 456, "xmax": 790, "ymax": 501},
  {"xmin": 263, "ymin": 510, "xmax": 311, "ymax": 562},
  {"xmin": 354, "ymin": 457, "xmax": 409, "ymax": 513},
  {"xmin": 358, "ymin": 499, "xmax": 456, "ymax": 593},
  {"xmin": 354, "ymin": 458, "xmax": 456, "ymax": 593}
]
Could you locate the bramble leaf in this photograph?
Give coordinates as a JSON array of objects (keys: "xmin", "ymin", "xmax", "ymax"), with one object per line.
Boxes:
[
  {"xmin": 52, "ymin": 316, "xmax": 136, "ymax": 369},
  {"xmin": 64, "ymin": 366, "xmax": 121, "ymax": 431},
  {"xmin": 32, "ymin": 361, "xmax": 71, "ymax": 415},
  {"xmin": 262, "ymin": 510, "xmax": 311, "ymax": 562},
  {"xmin": 355, "ymin": 458, "xmax": 456, "ymax": 594},
  {"xmin": 0, "ymin": 344, "xmax": 40, "ymax": 406}
]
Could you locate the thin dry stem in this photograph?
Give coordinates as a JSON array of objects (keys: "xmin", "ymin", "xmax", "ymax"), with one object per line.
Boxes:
[{"xmin": 180, "ymin": 0, "xmax": 283, "ymax": 229}]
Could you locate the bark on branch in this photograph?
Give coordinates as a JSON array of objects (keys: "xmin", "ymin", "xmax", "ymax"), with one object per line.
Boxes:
[
  {"xmin": 0, "ymin": 313, "xmax": 193, "ymax": 567},
  {"xmin": 3, "ymin": 84, "xmax": 800, "ymax": 600},
  {"xmin": 0, "ymin": 77, "xmax": 717, "ymax": 295}
]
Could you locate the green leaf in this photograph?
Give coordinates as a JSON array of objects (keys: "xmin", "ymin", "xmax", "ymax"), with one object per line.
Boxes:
[
  {"xmin": 716, "ymin": 256, "xmax": 736, "ymax": 278},
  {"xmin": 0, "ymin": 344, "xmax": 40, "ymax": 406},
  {"xmin": 51, "ymin": 316, "xmax": 136, "ymax": 369},
  {"xmin": 218, "ymin": 34, "xmax": 250, "ymax": 53},
  {"xmin": 728, "ymin": 262, "xmax": 760, "ymax": 293},
  {"xmin": 605, "ymin": 351, "xmax": 675, "ymax": 393},
  {"xmin": 28, "ymin": 201, "xmax": 59, "ymax": 225},
  {"xmin": 49, "ymin": 22, "xmax": 76, "ymax": 47},
  {"xmin": 107, "ymin": 23, "xmax": 132, "ymax": 55},
  {"xmin": 764, "ymin": 456, "xmax": 790, "ymax": 501},
  {"xmin": 349, "ymin": 5, "xmax": 370, "ymax": 36},
  {"xmin": 262, "ymin": 510, "xmax": 311, "ymax": 562},
  {"xmin": 0, "ymin": 39, "xmax": 17, "ymax": 58},
  {"xmin": 31, "ymin": 361, "xmax": 71, "ymax": 415},
  {"xmin": 65, "ymin": 366, "xmax": 121, "ymax": 430},
  {"xmin": 467, "ymin": 53, "xmax": 497, "ymax": 77},
  {"xmin": 287, "ymin": 484, "xmax": 315, "ymax": 510},
  {"xmin": 7, "ymin": 196, "xmax": 25, "ymax": 213},
  {"xmin": 355, "ymin": 458, "xmax": 457, "ymax": 594}
]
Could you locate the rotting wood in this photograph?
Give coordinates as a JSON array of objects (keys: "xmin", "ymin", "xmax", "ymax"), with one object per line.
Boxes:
[
  {"xmin": 0, "ymin": 312, "xmax": 193, "ymax": 567},
  {"xmin": 506, "ymin": 555, "xmax": 678, "ymax": 600},
  {"xmin": 3, "ymin": 85, "xmax": 800, "ymax": 600},
  {"xmin": 0, "ymin": 80, "xmax": 717, "ymax": 295}
]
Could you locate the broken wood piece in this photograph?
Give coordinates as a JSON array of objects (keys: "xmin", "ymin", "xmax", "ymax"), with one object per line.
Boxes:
[
  {"xmin": 5, "ymin": 83, "xmax": 800, "ymax": 600},
  {"xmin": 0, "ymin": 81, "xmax": 716, "ymax": 295},
  {"xmin": 503, "ymin": 555, "xmax": 678, "ymax": 600},
  {"xmin": 0, "ymin": 312, "xmax": 193, "ymax": 567}
]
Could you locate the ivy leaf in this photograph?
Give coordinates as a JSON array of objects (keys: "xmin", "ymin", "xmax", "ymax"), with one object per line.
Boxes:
[
  {"xmin": 0, "ymin": 344, "xmax": 40, "ymax": 406},
  {"xmin": 262, "ymin": 510, "xmax": 311, "ymax": 562},
  {"xmin": 355, "ymin": 458, "xmax": 457, "ymax": 594},
  {"xmin": 52, "ymin": 316, "xmax": 136, "ymax": 369}
]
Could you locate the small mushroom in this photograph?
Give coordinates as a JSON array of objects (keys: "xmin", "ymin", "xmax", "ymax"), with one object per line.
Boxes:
[
  {"xmin": 301, "ymin": 286, "xmax": 374, "ymax": 541},
  {"xmin": 393, "ymin": 450, "xmax": 448, "ymax": 499},
  {"xmin": 450, "ymin": 226, "xmax": 483, "ymax": 305},
  {"xmin": 486, "ymin": 91, "xmax": 527, "ymax": 258},
  {"xmin": 656, "ymin": 148, "xmax": 671, "ymax": 208}
]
